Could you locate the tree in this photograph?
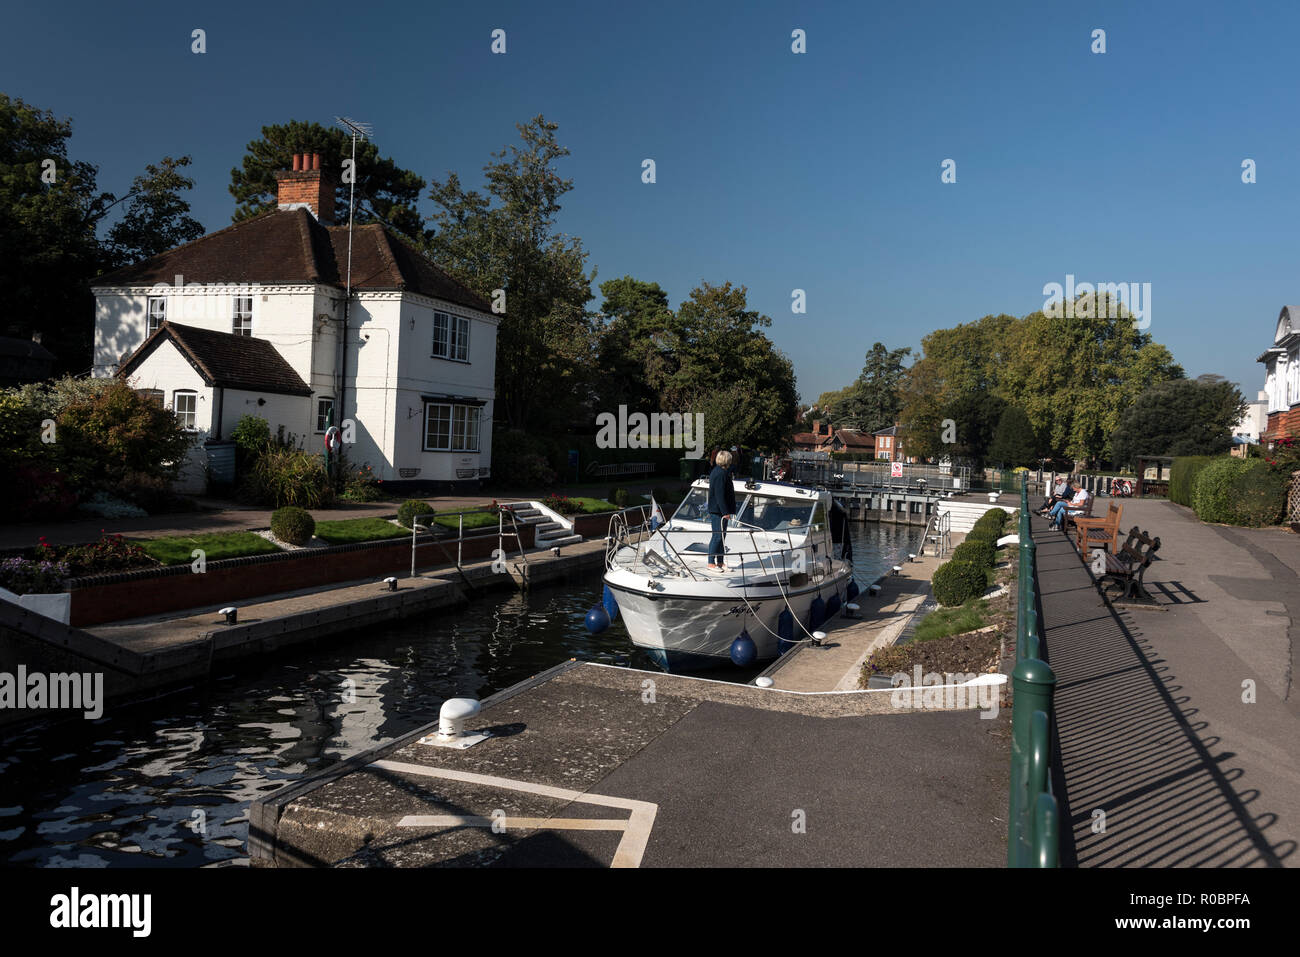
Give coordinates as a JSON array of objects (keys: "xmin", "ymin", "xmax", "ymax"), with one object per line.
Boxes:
[
  {"xmin": 229, "ymin": 120, "xmax": 426, "ymax": 240},
  {"xmin": 593, "ymin": 276, "xmax": 678, "ymax": 414},
  {"xmin": 942, "ymin": 389, "xmax": 1006, "ymax": 468},
  {"xmin": 987, "ymin": 405, "xmax": 1040, "ymax": 468},
  {"xmin": 425, "ymin": 116, "xmax": 596, "ymax": 432},
  {"xmin": 837, "ymin": 342, "xmax": 912, "ymax": 433},
  {"xmin": 103, "ymin": 157, "xmax": 205, "ymax": 267},
  {"xmin": 1110, "ymin": 378, "xmax": 1246, "ymax": 466},
  {"xmin": 0, "ymin": 94, "xmax": 205, "ymax": 374},
  {"xmin": 663, "ymin": 281, "xmax": 798, "ymax": 452}
]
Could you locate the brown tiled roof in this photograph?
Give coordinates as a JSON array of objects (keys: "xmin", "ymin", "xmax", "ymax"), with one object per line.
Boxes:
[
  {"xmin": 116, "ymin": 321, "xmax": 312, "ymax": 397},
  {"xmin": 93, "ymin": 209, "xmax": 494, "ymax": 314},
  {"xmin": 833, "ymin": 429, "xmax": 874, "ymax": 448}
]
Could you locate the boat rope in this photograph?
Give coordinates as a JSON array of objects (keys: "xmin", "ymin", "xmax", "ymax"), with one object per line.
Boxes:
[{"xmin": 728, "ymin": 520, "xmax": 826, "ymax": 646}]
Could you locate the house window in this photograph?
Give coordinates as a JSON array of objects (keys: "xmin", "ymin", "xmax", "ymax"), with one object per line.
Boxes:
[
  {"xmin": 233, "ymin": 297, "xmax": 253, "ymax": 336},
  {"xmin": 147, "ymin": 297, "xmax": 167, "ymax": 335},
  {"xmin": 432, "ymin": 311, "xmax": 470, "ymax": 361},
  {"xmin": 424, "ymin": 402, "xmax": 480, "ymax": 451},
  {"xmin": 452, "ymin": 405, "xmax": 480, "ymax": 452},
  {"xmin": 315, "ymin": 397, "xmax": 335, "ymax": 433},
  {"xmin": 136, "ymin": 389, "xmax": 164, "ymax": 406},
  {"xmin": 424, "ymin": 403, "xmax": 452, "ymax": 450},
  {"xmin": 173, "ymin": 390, "xmax": 197, "ymax": 431}
]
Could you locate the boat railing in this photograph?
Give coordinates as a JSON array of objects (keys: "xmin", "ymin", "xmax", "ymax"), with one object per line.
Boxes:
[{"xmin": 606, "ymin": 505, "xmax": 702, "ymax": 581}]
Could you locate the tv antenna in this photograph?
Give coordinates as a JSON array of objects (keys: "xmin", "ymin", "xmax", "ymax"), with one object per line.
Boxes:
[{"xmin": 332, "ymin": 116, "xmax": 372, "ymax": 475}]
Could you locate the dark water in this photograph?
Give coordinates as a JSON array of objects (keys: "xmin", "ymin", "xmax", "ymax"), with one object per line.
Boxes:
[{"xmin": 0, "ymin": 521, "xmax": 919, "ymax": 868}]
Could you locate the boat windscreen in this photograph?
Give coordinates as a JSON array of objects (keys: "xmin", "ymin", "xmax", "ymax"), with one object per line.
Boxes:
[
  {"xmin": 736, "ymin": 495, "xmax": 816, "ymax": 531},
  {"xmin": 671, "ymin": 487, "xmax": 711, "ymax": 522}
]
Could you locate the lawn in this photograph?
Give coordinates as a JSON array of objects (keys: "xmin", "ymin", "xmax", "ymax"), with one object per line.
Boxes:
[
  {"xmin": 913, "ymin": 598, "xmax": 991, "ymax": 643},
  {"xmin": 314, "ymin": 517, "xmax": 411, "ymax": 544},
  {"xmin": 434, "ymin": 511, "xmax": 500, "ymax": 530},
  {"xmin": 567, "ymin": 497, "xmax": 619, "ymax": 513},
  {"xmin": 133, "ymin": 532, "xmax": 283, "ymax": 566}
]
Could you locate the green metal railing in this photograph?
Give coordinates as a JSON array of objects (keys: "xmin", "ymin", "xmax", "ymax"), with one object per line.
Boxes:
[{"xmin": 1007, "ymin": 477, "xmax": 1060, "ymax": 867}]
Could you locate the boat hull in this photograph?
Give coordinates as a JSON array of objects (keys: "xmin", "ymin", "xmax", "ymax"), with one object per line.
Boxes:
[{"xmin": 606, "ymin": 569, "xmax": 853, "ymax": 670}]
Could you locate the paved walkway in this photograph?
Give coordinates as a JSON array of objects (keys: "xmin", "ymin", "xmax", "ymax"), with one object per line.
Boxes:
[
  {"xmin": 1033, "ymin": 498, "xmax": 1299, "ymax": 867},
  {"xmin": 0, "ymin": 480, "xmax": 667, "ymax": 550},
  {"xmin": 768, "ymin": 551, "xmax": 943, "ymax": 692}
]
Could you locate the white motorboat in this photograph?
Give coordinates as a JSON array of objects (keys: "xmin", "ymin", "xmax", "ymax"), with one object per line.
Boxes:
[{"xmin": 601, "ymin": 478, "xmax": 858, "ymax": 670}]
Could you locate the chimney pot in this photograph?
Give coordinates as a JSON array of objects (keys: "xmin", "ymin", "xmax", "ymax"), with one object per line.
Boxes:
[
  {"xmin": 292, "ymin": 153, "xmax": 302, "ymax": 171},
  {"xmin": 311, "ymin": 153, "xmax": 320, "ymax": 171}
]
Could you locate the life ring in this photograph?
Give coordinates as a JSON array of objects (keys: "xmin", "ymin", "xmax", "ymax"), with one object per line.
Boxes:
[{"xmin": 324, "ymin": 426, "xmax": 342, "ymax": 453}]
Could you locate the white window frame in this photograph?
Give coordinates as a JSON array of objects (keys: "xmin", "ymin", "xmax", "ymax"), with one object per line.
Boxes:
[
  {"xmin": 232, "ymin": 296, "xmax": 253, "ymax": 336},
  {"xmin": 315, "ymin": 397, "xmax": 335, "ymax": 434},
  {"xmin": 424, "ymin": 402, "xmax": 452, "ymax": 450},
  {"xmin": 147, "ymin": 296, "xmax": 167, "ymax": 335},
  {"xmin": 173, "ymin": 390, "xmax": 198, "ymax": 431},
  {"xmin": 431, "ymin": 311, "xmax": 470, "ymax": 362},
  {"xmin": 424, "ymin": 402, "xmax": 480, "ymax": 452}
]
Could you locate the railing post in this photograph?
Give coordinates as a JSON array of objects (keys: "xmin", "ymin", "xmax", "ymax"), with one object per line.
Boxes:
[
  {"xmin": 458, "ymin": 513, "xmax": 464, "ymax": 569},
  {"xmin": 1008, "ymin": 656, "xmax": 1057, "ymax": 866}
]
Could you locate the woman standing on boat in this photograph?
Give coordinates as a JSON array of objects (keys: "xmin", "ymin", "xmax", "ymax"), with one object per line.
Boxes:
[{"xmin": 707, "ymin": 450, "xmax": 737, "ymax": 570}]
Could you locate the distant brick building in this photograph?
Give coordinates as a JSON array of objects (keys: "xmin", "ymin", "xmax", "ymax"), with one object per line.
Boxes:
[{"xmin": 791, "ymin": 420, "xmax": 875, "ymax": 455}]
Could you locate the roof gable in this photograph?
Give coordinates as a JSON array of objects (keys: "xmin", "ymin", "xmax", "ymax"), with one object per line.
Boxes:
[{"xmin": 117, "ymin": 321, "xmax": 311, "ymax": 397}]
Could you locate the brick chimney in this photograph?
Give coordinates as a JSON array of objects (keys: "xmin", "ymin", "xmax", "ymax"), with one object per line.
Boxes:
[
  {"xmin": 811, "ymin": 419, "xmax": 822, "ymax": 436},
  {"xmin": 274, "ymin": 152, "xmax": 337, "ymax": 224}
]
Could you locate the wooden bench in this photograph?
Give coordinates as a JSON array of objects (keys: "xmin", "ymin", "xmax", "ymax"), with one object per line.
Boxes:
[
  {"xmin": 1096, "ymin": 526, "xmax": 1161, "ymax": 600},
  {"xmin": 1074, "ymin": 502, "xmax": 1122, "ymax": 554},
  {"xmin": 1054, "ymin": 492, "xmax": 1093, "ymax": 530}
]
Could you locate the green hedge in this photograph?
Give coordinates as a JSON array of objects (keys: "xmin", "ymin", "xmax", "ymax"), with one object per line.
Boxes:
[
  {"xmin": 932, "ymin": 559, "xmax": 987, "ymax": 607},
  {"xmin": 950, "ymin": 538, "xmax": 995, "ymax": 569},
  {"xmin": 1191, "ymin": 458, "xmax": 1288, "ymax": 527},
  {"xmin": 1170, "ymin": 455, "xmax": 1220, "ymax": 507},
  {"xmin": 397, "ymin": 499, "xmax": 434, "ymax": 529}
]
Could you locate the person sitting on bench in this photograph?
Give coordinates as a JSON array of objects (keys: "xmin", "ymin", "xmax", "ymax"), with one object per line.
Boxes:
[
  {"xmin": 1039, "ymin": 477, "xmax": 1072, "ymax": 514},
  {"xmin": 1049, "ymin": 486, "xmax": 1090, "ymax": 530}
]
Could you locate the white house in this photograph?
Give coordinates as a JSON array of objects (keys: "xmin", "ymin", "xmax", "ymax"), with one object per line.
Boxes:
[
  {"xmin": 1258, "ymin": 305, "xmax": 1300, "ymax": 446},
  {"xmin": 91, "ymin": 153, "xmax": 499, "ymax": 492}
]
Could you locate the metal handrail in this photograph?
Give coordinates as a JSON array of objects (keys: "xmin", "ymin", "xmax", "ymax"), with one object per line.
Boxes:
[{"xmin": 1007, "ymin": 476, "xmax": 1060, "ymax": 868}]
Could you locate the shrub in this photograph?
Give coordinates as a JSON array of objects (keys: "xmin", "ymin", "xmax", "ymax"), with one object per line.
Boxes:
[
  {"xmin": 931, "ymin": 558, "xmax": 988, "ymax": 607},
  {"xmin": 271, "ymin": 506, "xmax": 316, "ymax": 545},
  {"xmin": 397, "ymin": 499, "xmax": 434, "ymax": 529},
  {"xmin": 339, "ymin": 461, "xmax": 383, "ymax": 502},
  {"xmin": 974, "ymin": 508, "xmax": 1008, "ymax": 532},
  {"xmin": 1192, "ymin": 457, "xmax": 1287, "ymax": 527},
  {"xmin": 608, "ymin": 487, "xmax": 630, "ymax": 508},
  {"xmin": 5, "ymin": 463, "xmax": 77, "ymax": 521},
  {"xmin": 950, "ymin": 538, "xmax": 995, "ymax": 569},
  {"xmin": 963, "ymin": 527, "xmax": 999, "ymax": 550},
  {"xmin": 0, "ymin": 556, "xmax": 69, "ymax": 595},
  {"xmin": 1233, "ymin": 464, "xmax": 1288, "ymax": 527},
  {"xmin": 541, "ymin": 494, "xmax": 581, "ymax": 514},
  {"xmin": 232, "ymin": 414, "xmax": 272, "ymax": 458},
  {"xmin": 1191, "ymin": 457, "xmax": 1249, "ymax": 523},
  {"xmin": 60, "ymin": 533, "xmax": 153, "ymax": 576},
  {"xmin": 56, "ymin": 378, "xmax": 194, "ymax": 491},
  {"xmin": 1170, "ymin": 455, "xmax": 1220, "ymax": 507},
  {"xmin": 77, "ymin": 492, "xmax": 148, "ymax": 520},
  {"xmin": 241, "ymin": 447, "xmax": 334, "ymax": 508}
]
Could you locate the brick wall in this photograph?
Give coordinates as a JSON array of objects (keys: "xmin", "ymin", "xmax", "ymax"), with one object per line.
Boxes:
[
  {"xmin": 1263, "ymin": 408, "xmax": 1300, "ymax": 443},
  {"xmin": 274, "ymin": 153, "xmax": 337, "ymax": 224},
  {"xmin": 68, "ymin": 526, "xmax": 533, "ymax": 627}
]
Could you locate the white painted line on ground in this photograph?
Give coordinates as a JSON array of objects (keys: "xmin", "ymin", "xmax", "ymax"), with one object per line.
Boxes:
[
  {"xmin": 397, "ymin": 815, "xmax": 629, "ymax": 831},
  {"xmin": 370, "ymin": 760, "xmax": 657, "ymax": 868}
]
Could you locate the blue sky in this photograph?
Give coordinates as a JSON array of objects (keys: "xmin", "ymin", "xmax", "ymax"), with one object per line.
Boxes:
[{"xmin": 2, "ymin": 0, "xmax": 1293, "ymax": 404}]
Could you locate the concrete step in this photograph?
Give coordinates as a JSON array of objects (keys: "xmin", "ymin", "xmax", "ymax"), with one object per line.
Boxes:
[
  {"xmin": 534, "ymin": 521, "xmax": 563, "ymax": 534},
  {"xmin": 535, "ymin": 534, "xmax": 583, "ymax": 548}
]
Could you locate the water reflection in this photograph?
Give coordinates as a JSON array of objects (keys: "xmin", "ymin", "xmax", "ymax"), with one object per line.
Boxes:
[{"xmin": 0, "ymin": 521, "xmax": 918, "ymax": 867}]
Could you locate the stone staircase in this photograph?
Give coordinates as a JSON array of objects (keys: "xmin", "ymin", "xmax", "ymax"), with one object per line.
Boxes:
[
  {"xmin": 509, "ymin": 505, "xmax": 583, "ymax": 549},
  {"xmin": 935, "ymin": 495, "xmax": 1015, "ymax": 533}
]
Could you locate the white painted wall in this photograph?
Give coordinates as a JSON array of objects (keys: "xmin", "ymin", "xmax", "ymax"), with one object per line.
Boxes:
[{"xmin": 93, "ymin": 279, "xmax": 499, "ymax": 485}]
